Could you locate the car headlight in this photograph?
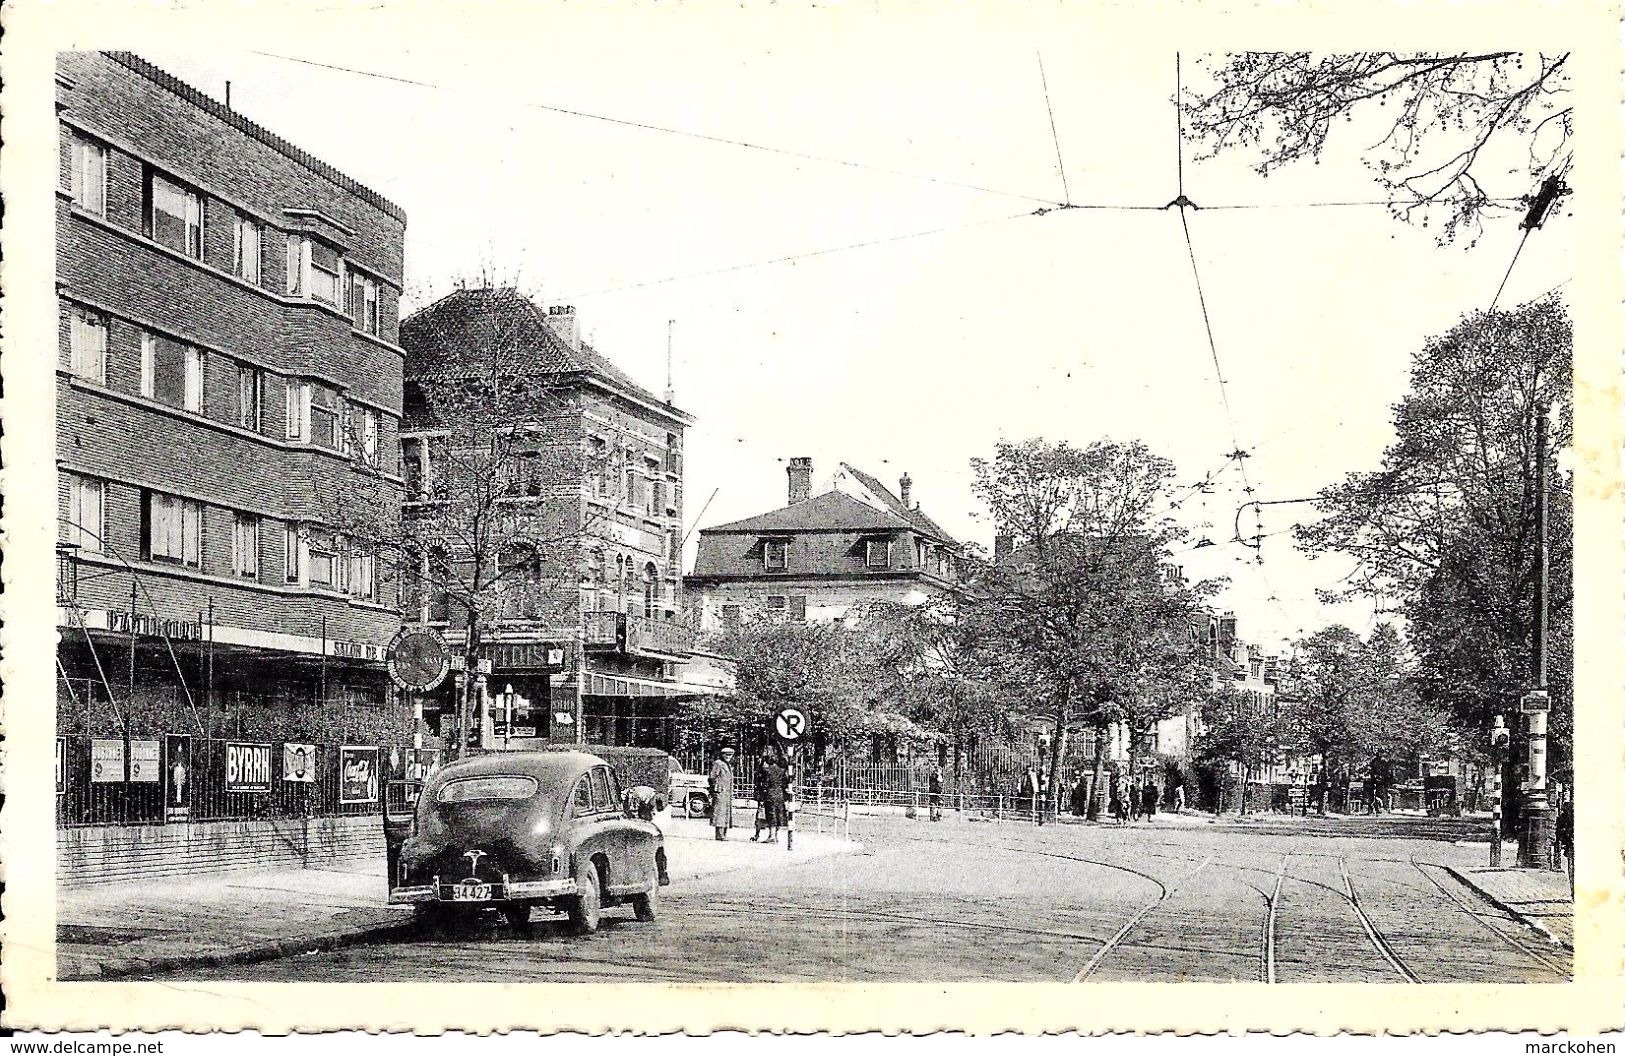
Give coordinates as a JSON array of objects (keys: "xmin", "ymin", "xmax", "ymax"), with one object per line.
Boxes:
[{"xmin": 531, "ymin": 817, "xmax": 551, "ymax": 837}]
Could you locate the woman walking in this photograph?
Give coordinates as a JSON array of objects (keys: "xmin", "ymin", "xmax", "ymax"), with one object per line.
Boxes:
[{"xmin": 755, "ymin": 751, "xmax": 788, "ymax": 843}]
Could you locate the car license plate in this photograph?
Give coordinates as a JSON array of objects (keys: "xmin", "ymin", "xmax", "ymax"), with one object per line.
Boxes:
[{"xmin": 451, "ymin": 881, "xmax": 491, "ymax": 901}]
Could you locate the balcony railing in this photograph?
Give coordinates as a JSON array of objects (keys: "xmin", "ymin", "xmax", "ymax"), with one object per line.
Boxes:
[{"xmin": 582, "ymin": 611, "xmax": 696, "ymax": 658}]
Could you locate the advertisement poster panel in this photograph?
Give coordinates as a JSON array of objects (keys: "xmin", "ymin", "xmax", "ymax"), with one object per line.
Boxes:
[
  {"xmin": 90, "ymin": 739, "xmax": 124, "ymax": 783},
  {"xmin": 282, "ymin": 743, "xmax": 317, "ymax": 783},
  {"xmin": 225, "ymin": 741, "xmax": 273, "ymax": 792},
  {"xmin": 340, "ymin": 746, "xmax": 379, "ymax": 804},
  {"xmin": 129, "ymin": 739, "xmax": 161, "ymax": 783},
  {"xmin": 166, "ymin": 734, "xmax": 192, "ymax": 821}
]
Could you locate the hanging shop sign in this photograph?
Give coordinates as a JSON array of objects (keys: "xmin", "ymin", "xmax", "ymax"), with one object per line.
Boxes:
[
  {"xmin": 225, "ymin": 741, "xmax": 273, "ymax": 792},
  {"xmin": 340, "ymin": 745, "xmax": 380, "ymax": 804},
  {"xmin": 129, "ymin": 739, "xmax": 161, "ymax": 783},
  {"xmin": 488, "ymin": 642, "xmax": 567, "ymax": 671},
  {"xmin": 283, "ymin": 743, "xmax": 317, "ymax": 783},
  {"xmin": 386, "ymin": 627, "xmax": 452, "ymax": 692},
  {"xmin": 90, "ymin": 739, "xmax": 125, "ymax": 783}
]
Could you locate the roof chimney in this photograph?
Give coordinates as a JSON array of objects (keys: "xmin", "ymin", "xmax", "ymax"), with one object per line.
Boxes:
[
  {"xmin": 899, "ymin": 472, "xmax": 913, "ymax": 509},
  {"xmin": 543, "ymin": 305, "xmax": 580, "ymax": 352},
  {"xmin": 787, "ymin": 457, "xmax": 813, "ymax": 505}
]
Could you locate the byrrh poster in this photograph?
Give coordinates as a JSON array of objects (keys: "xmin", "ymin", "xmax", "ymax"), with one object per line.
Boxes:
[{"xmin": 339, "ymin": 746, "xmax": 379, "ymax": 804}]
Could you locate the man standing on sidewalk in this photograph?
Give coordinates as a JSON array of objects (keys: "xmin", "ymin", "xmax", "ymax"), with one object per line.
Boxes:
[{"xmin": 709, "ymin": 747, "xmax": 736, "ymax": 841}]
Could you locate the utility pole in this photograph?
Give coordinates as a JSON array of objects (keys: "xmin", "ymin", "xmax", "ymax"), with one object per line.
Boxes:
[{"xmin": 1517, "ymin": 402, "xmax": 1554, "ymax": 868}]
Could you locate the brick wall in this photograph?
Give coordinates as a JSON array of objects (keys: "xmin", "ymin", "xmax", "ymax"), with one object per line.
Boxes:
[{"xmin": 57, "ymin": 814, "xmax": 386, "ymax": 888}]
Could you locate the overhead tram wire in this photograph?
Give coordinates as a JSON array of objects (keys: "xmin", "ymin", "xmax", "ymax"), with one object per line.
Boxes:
[
  {"xmin": 252, "ymin": 51, "xmax": 1066, "ymax": 209},
  {"xmin": 1037, "ymin": 51, "xmax": 1071, "ymax": 206}
]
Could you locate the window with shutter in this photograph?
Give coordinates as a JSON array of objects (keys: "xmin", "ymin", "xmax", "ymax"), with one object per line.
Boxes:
[
  {"xmin": 69, "ymin": 134, "xmax": 108, "ymax": 216},
  {"xmin": 67, "ymin": 475, "xmax": 105, "ymax": 555},
  {"xmin": 145, "ymin": 492, "xmax": 202, "ymax": 568},
  {"xmin": 68, "ymin": 306, "xmax": 108, "ymax": 384},
  {"xmin": 285, "ymin": 235, "xmax": 305, "ymax": 294},
  {"xmin": 234, "ymin": 214, "xmax": 262, "ymax": 282},
  {"xmin": 232, "ymin": 513, "xmax": 260, "ymax": 577}
]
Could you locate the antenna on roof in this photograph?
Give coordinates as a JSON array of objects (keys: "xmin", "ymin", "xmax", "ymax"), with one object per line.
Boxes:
[
  {"xmin": 225, "ymin": 80, "xmax": 232, "ymax": 109},
  {"xmin": 665, "ymin": 319, "xmax": 675, "ymax": 404}
]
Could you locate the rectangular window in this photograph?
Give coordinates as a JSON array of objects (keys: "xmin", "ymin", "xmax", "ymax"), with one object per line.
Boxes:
[
  {"xmin": 141, "ymin": 333, "xmax": 203, "ymax": 411},
  {"xmin": 283, "ymin": 523, "xmax": 302, "ymax": 583},
  {"xmin": 588, "ymin": 437, "xmax": 608, "ymax": 497},
  {"xmin": 788, "ymin": 595, "xmax": 808, "ymax": 622},
  {"xmin": 236, "ymin": 364, "xmax": 263, "ymax": 431},
  {"xmin": 68, "ymin": 133, "xmax": 108, "ymax": 216},
  {"xmin": 402, "ymin": 442, "xmax": 423, "ymax": 499},
  {"xmin": 67, "ymin": 305, "xmax": 108, "ymax": 384},
  {"xmin": 146, "ymin": 170, "xmax": 203, "ymax": 258},
  {"xmin": 66, "ymin": 474, "xmax": 105, "ymax": 555},
  {"xmin": 309, "ymin": 541, "xmax": 335, "ymax": 586},
  {"xmin": 866, "ymin": 539, "xmax": 892, "ymax": 569},
  {"xmin": 624, "ymin": 466, "xmax": 639, "ymax": 508},
  {"xmin": 309, "ymin": 241, "xmax": 342, "ymax": 305},
  {"xmin": 917, "ymin": 540, "xmax": 929, "ymax": 569},
  {"xmin": 332, "ymin": 537, "xmax": 351, "ymax": 593},
  {"xmin": 233, "ymin": 214, "xmax": 262, "ymax": 283},
  {"xmin": 763, "ymin": 539, "xmax": 788, "ymax": 571},
  {"xmin": 285, "ymin": 235, "xmax": 305, "ymax": 295},
  {"xmin": 144, "ymin": 492, "xmax": 202, "ymax": 567},
  {"xmin": 310, "ymin": 385, "xmax": 341, "ymax": 450},
  {"xmin": 284, "ymin": 380, "xmax": 309, "ymax": 440},
  {"xmin": 350, "ymin": 551, "xmax": 376, "ymax": 600},
  {"xmin": 765, "ymin": 595, "xmax": 787, "ymax": 619},
  {"xmin": 665, "ymin": 433, "xmax": 681, "ymax": 475},
  {"xmin": 359, "ymin": 407, "xmax": 380, "ymax": 466},
  {"xmin": 231, "ymin": 512, "xmax": 260, "ymax": 578},
  {"xmin": 348, "ymin": 271, "xmax": 380, "ymax": 335}
]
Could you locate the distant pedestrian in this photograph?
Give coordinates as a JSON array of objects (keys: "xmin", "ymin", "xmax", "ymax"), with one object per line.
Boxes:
[
  {"xmin": 708, "ymin": 747, "xmax": 736, "ymax": 841},
  {"xmin": 1128, "ymin": 779, "xmax": 1142, "ymax": 821},
  {"xmin": 1171, "ymin": 783, "xmax": 1186, "ymax": 814},
  {"xmin": 754, "ymin": 751, "xmax": 787, "ymax": 843},
  {"xmin": 1142, "ymin": 780, "xmax": 1159, "ymax": 820},
  {"xmin": 928, "ymin": 764, "xmax": 944, "ymax": 822},
  {"xmin": 1071, "ymin": 774, "xmax": 1088, "ymax": 817},
  {"xmin": 1554, "ymin": 784, "xmax": 1574, "ymax": 893}
]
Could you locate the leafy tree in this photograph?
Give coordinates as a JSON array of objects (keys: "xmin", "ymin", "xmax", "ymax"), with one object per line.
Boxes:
[
  {"xmin": 968, "ymin": 438, "xmax": 1221, "ymax": 817},
  {"xmin": 1184, "ymin": 52, "xmax": 1572, "ymax": 242},
  {"xmin": 1295, "ymin": 300, "xmax": 1572, "ymax": 827},
  {"xmin": 1194, "ymin": 684, "xmax": 1285, "ymax": 814},
  {"xmin": 1278, "ymin": 623, "xmax": 1459, "ymax": 793}
]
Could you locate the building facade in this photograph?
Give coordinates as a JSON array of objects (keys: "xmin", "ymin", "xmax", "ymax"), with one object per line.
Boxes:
[
  {"xmin": 54, "ymin": 52, "xmax": 411, "ymax": 884},
  {"xmin": 398, "ymin": 289, "xmax": 729, "ymax": 754},
  {"xmin": 688, "ymin": 458, "xmax": 964, "ymax": 630}
]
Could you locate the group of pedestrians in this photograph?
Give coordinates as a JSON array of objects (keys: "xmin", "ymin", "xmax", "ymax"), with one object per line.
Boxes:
[
  {"xmin": 1106, "ymin": 775, "xmax": 1165, "ymax": 824},
  {"xmin": 706, "ymin": 745, "xmax": 791, "ymax": 842}
]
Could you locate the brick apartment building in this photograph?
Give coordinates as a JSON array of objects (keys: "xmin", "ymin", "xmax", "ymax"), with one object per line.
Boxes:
[
  {"xmin": 688, "ymin": 458, "xmax": 964, "ymax": 630},
  {"xmin": 398, "ymin": 288, "xmax": 731, "ymax": 754},
  {"xmin": 54, "ymin": 52, "xmax": 411, "ymax": 883}
]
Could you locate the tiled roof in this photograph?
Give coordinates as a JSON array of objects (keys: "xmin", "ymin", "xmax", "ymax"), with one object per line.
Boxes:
[
  {"xmin": 840, "ymin": 463, "xmax": 958, "ymax": 545},
  {"xmin": 703, "ymin": 491, "xmax": 915, "ymax": 534},
  {"xmin": 400, "ymin": 288, "xmax": 675, "ymax": 413}
]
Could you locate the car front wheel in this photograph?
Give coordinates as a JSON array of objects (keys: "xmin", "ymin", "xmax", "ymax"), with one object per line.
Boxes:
[
  {"xmin": 568, "ymin": 861, "xmax": 601, "ymax": 934},
  {"xmin": 632, "ymin": 878, "xmax": 659, "ymax": 922}
]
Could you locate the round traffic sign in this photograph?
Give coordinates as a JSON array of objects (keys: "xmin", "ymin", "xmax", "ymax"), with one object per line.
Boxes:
[
  {"xmin": 773, "ymin": 706, "xmax": 809, "ymax": 743},
  {"xmin": 387, "ymin": 627, "xmax": 452, "ymax": 692}
]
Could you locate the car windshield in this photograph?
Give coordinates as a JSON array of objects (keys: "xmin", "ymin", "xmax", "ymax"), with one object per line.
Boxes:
[{"xmin": 436, "ymin": 775, "xmax": 539, "ymax": 804}]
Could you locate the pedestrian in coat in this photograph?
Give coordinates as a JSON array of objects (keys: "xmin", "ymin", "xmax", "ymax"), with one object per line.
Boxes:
[
  {"xmin": 1128, "ymin": 779, "xmax": 1142, "ymax": 821},
  {"xmin": 708, "ymin": 747, "xmax": 736, "ymax": 840},
  {"xmin": 1142, "ymin": 780, "xmax": 1159, "ymax": 819},
  {"xmin": 757, "ymin": 753, "xmax": 788, "ymax": 843},
  {"xmin": 928, "ymin": 764, "xmax": 944, "ymax": 822}
]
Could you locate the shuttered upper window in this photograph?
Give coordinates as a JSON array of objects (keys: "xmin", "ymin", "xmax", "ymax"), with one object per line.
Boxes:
[{"xmin": 67, "ymin": 133, "xmax": 108, "ymax": 216}]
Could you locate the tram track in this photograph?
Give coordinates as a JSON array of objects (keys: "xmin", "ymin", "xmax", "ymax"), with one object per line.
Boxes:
[{"xmin": 1406, "ymin": 856, "xmax": 1569, "ymax": 977}]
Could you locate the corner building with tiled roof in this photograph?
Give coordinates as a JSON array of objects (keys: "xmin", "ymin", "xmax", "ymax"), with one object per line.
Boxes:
[
  {"xmin": 689, "ymin": 458, "xmax": 965, "ymax": 630},
  {"xmin": 54, "ymin": 52, "xmax": 412, "ymax": 884},
  {"xmin": 398, "ymin": 288, "xmax": 731, "ymax": 754}
]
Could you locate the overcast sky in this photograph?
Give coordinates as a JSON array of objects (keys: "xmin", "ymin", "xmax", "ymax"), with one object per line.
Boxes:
[{"xmin": 138, "ymin": 21, "xmax": 1570, "ymax": 652}]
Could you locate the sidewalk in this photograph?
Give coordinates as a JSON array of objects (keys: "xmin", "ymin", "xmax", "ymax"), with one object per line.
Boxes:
[
  {"xmin": 58, "ymin": 819, "xmax": 860, "ymax": 980},
  {"xmin": 1446, "ymin": 864, "xmax": 1573, "ymax": 950}
]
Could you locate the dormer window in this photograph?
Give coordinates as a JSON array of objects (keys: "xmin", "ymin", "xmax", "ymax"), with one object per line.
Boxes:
[
  {"xmin": 865, "ymin": 539, "xmax": 892, "ymax": 569},
  {"xmin": 763, "ymin": 538, "xmax": 788, "ymax": 571}
]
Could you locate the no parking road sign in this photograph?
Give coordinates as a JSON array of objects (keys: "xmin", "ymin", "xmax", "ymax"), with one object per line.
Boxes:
[{"xmin": 773, "ymin": 705, "xmax": 810, "ymax": 745}]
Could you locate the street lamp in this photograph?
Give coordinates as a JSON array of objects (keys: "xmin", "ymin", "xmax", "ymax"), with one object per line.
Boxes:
[{"xmin": 502, "ymin": 683, "xmax": 515, "ymax": 749}]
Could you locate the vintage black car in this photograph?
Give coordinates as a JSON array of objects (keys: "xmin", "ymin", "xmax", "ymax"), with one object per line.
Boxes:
[{"xmin": 388, "ymin": 750, "xmax": 668, "ymax": 933}]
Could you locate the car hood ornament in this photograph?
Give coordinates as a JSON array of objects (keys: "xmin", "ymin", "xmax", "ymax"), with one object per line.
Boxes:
[{"xmin": 463, "ymin": 848, "xmax": 488, "ymax": 874}]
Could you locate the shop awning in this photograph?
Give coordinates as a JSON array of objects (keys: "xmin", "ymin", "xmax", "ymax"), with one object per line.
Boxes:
[{"xmin": 560, "ymin": 671, "xmax": 734, "ymax": 699}]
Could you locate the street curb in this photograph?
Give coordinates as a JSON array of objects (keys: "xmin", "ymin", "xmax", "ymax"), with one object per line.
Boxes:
[
  {"xmin": 64, "ymin": 913, "xmax": 418, "ymax": 981},
  {"xmin": 1442, "ymin": 865, "xmax": 1573, "ymax": 952}
]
